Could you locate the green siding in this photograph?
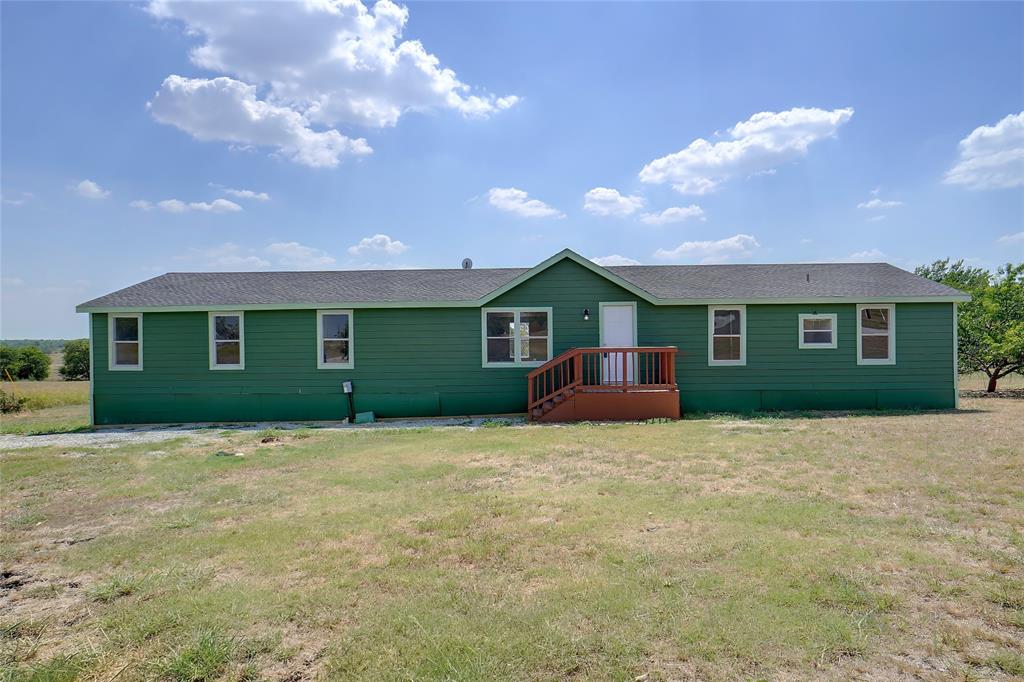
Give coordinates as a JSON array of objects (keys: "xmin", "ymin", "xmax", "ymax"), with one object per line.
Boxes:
[{"xmin": 91, "ymin": 259, "xmax": 956, "ymax": 424}]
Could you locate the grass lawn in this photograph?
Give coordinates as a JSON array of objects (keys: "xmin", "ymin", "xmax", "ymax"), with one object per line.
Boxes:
[
  {"xmin": 1, "ymin": 381, "xmax": 90, "ymax": 435},
  {"xmin": 2, "ymin": 399, "xmax": 1022, "ymax": 680}
]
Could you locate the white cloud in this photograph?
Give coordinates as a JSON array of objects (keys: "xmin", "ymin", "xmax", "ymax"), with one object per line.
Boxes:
[
  {"xmin": 177, "ymin": 240, "xmax": 344, "ymax": 270},
  {"xmin": 857, "ymin": 187, "xmax": 903, "ymax": 210},
  {"xmin": 149, "ymin": 75, "xmax": 372, "ymax": 168},
  {"xmin": 996, "ymin": 231, "xmax": 1024, "ymax": 244},
  {"xmin": 347, "ymin": 233, "xmax": 409, "ymax": 257},
  {"xmin": 654, "ymin": 234, "xmax": 760, "ymax": 264},
  {"xmin": 2, "ymin": 277, "xmax": 26, "ymax": 288},
  {"xmin": 180, "ymin": 242, "xmax": 272, "ymax": 270},
  {"xmin": 582, "ymin": 187, "xmax": 644, "ymax": 217},
  {"xmin": 487, "ymin": 188, "xmax": 564, "ymax": 219},
  {"xmin": 265, "ymin": 241, "xmax": 336, "ymax": 269},
  {"xmin": 145, "ymin": 1, "xmax": 516, "ymax": 164},
  {"xmin": 640, "ymin": 205, "xmax": 706, "ymax": 225},
  {"xmin": 639, "ymin": 107, "xmax": 854, "ymax": 194},
  {"xmin": 129, "ymin": 200, "xmax": 155, "ymax": 211},
  {"xmin": 222, "ymin": 187, "xmax": 269, "ymax": 201},
  {"xmin": 72, "ymin": 179, "xmax": 111, "ymax": 199},
  {"xmin": 944, "ymin": 111, "xmax": 1024, "ymax": 190},
  {"xmin": 591, "ymin": 254, "xmax": 641, "ymax": 266},
  {"xmin": 1, "ymin": 191, "xmax": 32, "ymax": 206},
  {"xmin": 156, "ymin": 198, "xmax": 242, "ymax": 214},
  {"xmin": 844, "ymin": 248, "xmax": 887, "ymax": 262}
]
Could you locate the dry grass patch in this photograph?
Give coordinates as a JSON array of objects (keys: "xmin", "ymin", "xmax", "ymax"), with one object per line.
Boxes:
[{"xmin": 1, "ymin": 398, "xmax": 1021, "ymax": 680}]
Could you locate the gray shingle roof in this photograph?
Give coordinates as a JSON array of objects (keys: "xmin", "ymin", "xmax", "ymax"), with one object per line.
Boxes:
[
  {"xmin": 607, "ymin": 262, "xmax": 966, "ymax": 299},
  {"xmin": 77, "ymin": 257, "xmax": 967, "ymax": 310}
]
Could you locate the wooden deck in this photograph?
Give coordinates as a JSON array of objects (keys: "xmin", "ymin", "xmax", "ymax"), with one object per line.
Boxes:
[{"xmin": 527, "ymin": 347, "xmax": 680, "ymax": 422}]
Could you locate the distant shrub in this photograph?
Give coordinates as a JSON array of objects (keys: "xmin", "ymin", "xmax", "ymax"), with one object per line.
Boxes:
[
  {"xmin": 0, "ymin": 345, "xmax": 51, "ymax": 381},
  {"xmin": 59, "ymin": 339, "xmax": 90, "ymax": 381},
  {"xmin": 0, "ymin": 389, "xmax": 27, "ymax": 414},
  {"xmin": 16, "ymin": 346, "xmax": 51, "ymax": 380}
]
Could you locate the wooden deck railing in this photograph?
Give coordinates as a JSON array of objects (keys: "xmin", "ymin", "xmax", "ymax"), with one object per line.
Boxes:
[{"xmin": 527, "ymin": 347, "xmax": 678, "ymax": 417}]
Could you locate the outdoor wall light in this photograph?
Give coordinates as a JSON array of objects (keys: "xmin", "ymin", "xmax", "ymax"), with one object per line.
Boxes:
[{"xmin": 583, "ymin": 308, "xmax": 590, "ymax": 321}]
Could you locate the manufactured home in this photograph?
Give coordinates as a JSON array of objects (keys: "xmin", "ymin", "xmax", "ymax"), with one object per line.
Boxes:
[{"xmin": 76, "ymin": 249, "xmax": 969, "ymax": 425}]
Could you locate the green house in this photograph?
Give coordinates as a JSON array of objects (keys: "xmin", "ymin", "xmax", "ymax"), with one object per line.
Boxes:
[{"xmin": 76, "ymin": 249, "xmax": 969, "ymax": 425}]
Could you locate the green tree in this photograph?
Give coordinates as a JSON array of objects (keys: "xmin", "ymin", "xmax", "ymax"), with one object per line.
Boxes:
[
  {"xmin": 914, "ymin": 258, "xmax": 991, "ymax": 292},
  {"xmin": 14, "ymin": 346, "xmax": 51, "ymax": 380},
  {"xmin": 918, "ymin": 260, "xmax": 1024, "ymax": 392},
  {"xmin": 0, "ymin": 345, "xmax": 20, "ymax": 381},
  {"xmin": 59, "ymin": 339, "xmax": 90, "ymax": 380}
]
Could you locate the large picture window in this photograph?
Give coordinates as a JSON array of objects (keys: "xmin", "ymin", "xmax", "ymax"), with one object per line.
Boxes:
[
  {"xmin": 857, "ymin": 304, "xmax": 895, "ymax": 365},
  {"xmin": 708, "ymin": 305, "xmax": 746, "ymax": 366},
  {"xmin": 108, "ymin": 313, "xmax": 142, "ymax": 370},
  {"xmin": 481, "ymin": 308, "xmax": 552, "ymax": 367},
  {"xmin": 209, "ymin": 312, "xmax": 244, "ymax": 370},
  {"xmin": 798, "ymin": 313, "xmax": 838, "ymax": 349},
  {"xmin": 317, "ymin": 310, "xmax": 353, "ymax": 369}
]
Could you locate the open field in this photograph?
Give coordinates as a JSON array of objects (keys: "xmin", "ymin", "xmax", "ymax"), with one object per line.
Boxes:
[
  {"xmin": 1, "ymin": 381, "xmax": 90, "ymax": 436},
  {"xmin": 2, "ymin": 399, "xmax": 1022, "ymax": 680}
]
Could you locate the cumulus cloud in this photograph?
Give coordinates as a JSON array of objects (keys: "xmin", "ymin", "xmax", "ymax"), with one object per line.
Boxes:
[
  {"xmin": 145, "ymin": 0, "xmax": 516, "ymax": 165},
  {"xmin": 582, "ymin": 187, "xmax": 644, "ymax": 217},
  {"xmin": 843, "ymin": 249, "xmax": 888, "ymax": 262},
  {"xmin": 178, "ymin": 240, "xmax": 344, "ymax": 270},
  {"xmin": 640, "ymin": 205, "xmax": 706, "ymax": 225},
  {"xmin": 487, "ymin": 188, "xmax": 564, "ymax": 218},
  {"xmin": 944, "ymin": 112, "xmax": 1024, "ymax": 190},
  {"xmin": 2, "ymin": 191, "xmax": 33, "ymax": 206},
  {"xmin": 347, "ymin": 233, "xmax": 409, "ymax": 257},
  {"xmin": 654, "ymin": 234, "xmax": 760, "ymax": 264},
  {"xmin": 996, "ymin": 231, "xmax": 1024, "ymax": 245},
  {"xmin": 266, "ymin": 241, "xmax": 337, "ymax": 269},
  {"xmin": 179, "ymin": 243, "xmax": 272, "ymax": 270},
  {"xmin": 156, "ymin": 198, "xmax": 242, "ymax": 213},
  {"xmin": 857, "ymin": 187, "xmax": 903, "ymax": 210},
  {"xmin": 129, "ymin": 200, "xmax": 154, "ymax": 211},
  {"xmin": 210, "ymin": 184, "xmax": 270, "ymax": 201},
  {"xmin": 639, "ymin": 107, "xmax": 854, "ymax": 194},
  {"xmin": 72, "ymin": 179, "xmax": 111, "ymax": 199},
  {"xmin": 591, "ymin": 254, "xmax": 641, "ymax": 266},
  {"xmin": 149, "ymin": 76, "xmax": 372, "ymax": 168}
]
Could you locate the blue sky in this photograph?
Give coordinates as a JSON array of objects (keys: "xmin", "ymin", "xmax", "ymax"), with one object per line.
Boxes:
[{"xmin": 2, "ymin": 1, "xmax": 1022, "ymax": 338}]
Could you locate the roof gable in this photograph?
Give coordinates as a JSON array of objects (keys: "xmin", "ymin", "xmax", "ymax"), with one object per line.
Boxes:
[{"xmin": 476, "ymin": 249, "xmax": 661, "ymax": 306}]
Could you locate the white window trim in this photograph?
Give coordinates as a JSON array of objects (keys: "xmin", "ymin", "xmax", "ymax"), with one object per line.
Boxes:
[
  {"xmin": 708, "ymin": 305, "xmax": 746, "ymax": 367},
  {"xmin": 317, "ymin": 309, "xmax": 354, "ymax": 370},
  {"xmin": 481, "ymin": 307, "xmax": 553, "ymax": 368},
  {"xmin": 798, "ymin": 313, "xmax": 838, "ymax": 349},
  {"xmin": 856, "ymin": 304, "xmax": 895, "ymax": 366},
  {"xmin": 209, "ymin": 311, "xmax": 245, "ymax": 370},
  {"xmin": 108, "ymin": 312, "xmax": 143, "ymax": 371}
]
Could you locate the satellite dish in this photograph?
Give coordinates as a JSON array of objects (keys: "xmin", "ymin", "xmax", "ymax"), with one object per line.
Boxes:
[{"xmin": 462, "ymin": 258, "xmax": 473, "ymax": 270}]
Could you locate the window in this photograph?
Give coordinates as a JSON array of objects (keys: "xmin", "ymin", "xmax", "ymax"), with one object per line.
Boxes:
[
  {"xmin": 857, "ymin": 304, "xmax": 895, "ymax": 365},
  {"xmin": 798, "ymin": 313, "xmax": 837, "ymax": 349},
  {"xmin": 481, "ymin": 307, "xmax": 552, "ymax": 367},
  {"xmin": 209, "ymin": 312, "xmax": 244, "ymax": 370},
  {"xmin": 708, "ymin": 305, "xmax": 746, "ymax": 366},
  {"xmin": 108, "ymin": 313, "xmax": 142, "ymax": 370},
  {"xmin": 317, "ymin": 310, "xmax": 353, "ymax": 369}
]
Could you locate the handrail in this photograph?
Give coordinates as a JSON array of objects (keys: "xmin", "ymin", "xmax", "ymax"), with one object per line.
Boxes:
[{"xmin": 527, "ymin": 346, "xmax": 678, "ymax": 417}]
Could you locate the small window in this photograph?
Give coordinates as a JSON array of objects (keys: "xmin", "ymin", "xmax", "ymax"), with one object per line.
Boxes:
[
  {"xmin": 708, "ymin": 305, "xmax": 746, "ymax": 366},
  {"xmin": 798, "ymin": 313, "xmax": 837, "ymax": 349},
  {"xmin": 482, "ymin": 308, "xmax": 552, "ymax": 367},
  {"xmin": 857, "ymin": 304, "xmax": 895, "ymax": 365},
  {"xmin": 108, "ymin": 313, "xmax": 142, "ymax": 370},
  {"xmin": 209, "ymin": 312, "xmax": 244, "ymax": 370},
  {"xmin": 317, "ymin": 310, "xmax": 353, "ymax": 369}
]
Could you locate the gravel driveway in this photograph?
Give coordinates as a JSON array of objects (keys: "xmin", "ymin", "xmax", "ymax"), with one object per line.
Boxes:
[{"xmin": 0, "ymin": 416, "xmax": 526, "ymax": 451}]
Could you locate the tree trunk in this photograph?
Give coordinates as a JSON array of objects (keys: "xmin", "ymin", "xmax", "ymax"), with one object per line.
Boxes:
[{"xmin": 987, "ymin": 374, "xmax": 998, "ymax": 392}]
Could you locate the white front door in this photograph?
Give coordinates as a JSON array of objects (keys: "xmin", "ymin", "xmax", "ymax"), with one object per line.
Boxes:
[{"xmin": 601, "ymin": 303, "xmax": 636, "ymax": 384}]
